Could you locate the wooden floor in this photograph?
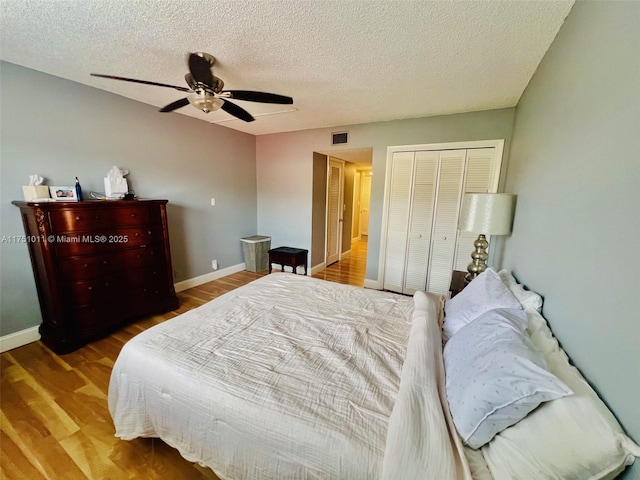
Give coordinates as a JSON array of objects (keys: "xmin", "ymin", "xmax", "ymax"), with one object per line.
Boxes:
[{"xmin": 0, "ymin": 239, "xmax": 367, "ymax": 479}]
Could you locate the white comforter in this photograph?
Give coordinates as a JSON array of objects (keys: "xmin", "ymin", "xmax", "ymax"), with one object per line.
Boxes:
[{"xmin": 109, "ymin": 273, "xmax": 469, "ymax": 479}]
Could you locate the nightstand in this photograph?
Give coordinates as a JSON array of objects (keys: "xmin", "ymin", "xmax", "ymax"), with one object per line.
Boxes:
[{"xmin": 449, "ymin": 270, "xmax": 469, "ymax": 298}]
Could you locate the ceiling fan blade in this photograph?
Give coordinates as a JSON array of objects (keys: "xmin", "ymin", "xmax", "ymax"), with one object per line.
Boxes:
[
  {"xmin": 221, "ymin": 99, "xmax": 255, "ymax": 122},
  {"xmin": 188, "ymin": 53, "xmax": 214, "ymax": 87},
  {"xmin": 159, "ymin": 97, "xmax": 190, "ymax": 112},
  {"xmin": 223, "ymin": 90, "xmax": 294, "ymax": 104},
  {"xmin": 91, "ymin": 73, "xmax": 192, "ymax": 92}
]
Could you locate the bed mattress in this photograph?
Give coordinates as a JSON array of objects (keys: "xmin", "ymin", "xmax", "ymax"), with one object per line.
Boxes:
[{"xmin": 109, "ymin": 273, "xmax": 468, "ymax": 479}]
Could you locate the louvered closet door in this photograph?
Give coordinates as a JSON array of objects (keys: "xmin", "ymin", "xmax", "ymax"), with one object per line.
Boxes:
[
  {"xmin": 426, "ymin": 150, "xmax": 466, "ymax": 294},
  {"xmin": 383, "ymin": 152, "xmax": 414, "ymax": 293},
  {"xmin": 402, "ymin": 152, "xmax": 438, "ymax": 294},
  {"xmin": 454, "ymin": 148, "xmax": 498, "ymax": 271}
]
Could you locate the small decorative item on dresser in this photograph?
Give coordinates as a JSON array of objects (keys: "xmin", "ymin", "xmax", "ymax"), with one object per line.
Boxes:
[{"xmin": 75, "ymin": 177, "xmax": 83, "ymax": 201}]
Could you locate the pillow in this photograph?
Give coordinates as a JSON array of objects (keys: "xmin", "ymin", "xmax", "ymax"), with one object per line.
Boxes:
[
  {"xmin": 443, "ymin": 308, "xmax": 572, "ymax": 449},
  {"xmin": 497, "ymin": 269, "xmax": 543, "ymax": 312},
  {"xmin": 482, "ymin": 308, "xmax": 640, "ymax": 480},
  {"xmin": 443, "ymin": 268, "xmax": 522, "ymax": 341}
]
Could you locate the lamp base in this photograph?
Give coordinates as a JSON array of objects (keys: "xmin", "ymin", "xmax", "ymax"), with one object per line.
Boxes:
[{"xmin": 466, "ymin": 234, "xmax": 489, "ymax": 281}]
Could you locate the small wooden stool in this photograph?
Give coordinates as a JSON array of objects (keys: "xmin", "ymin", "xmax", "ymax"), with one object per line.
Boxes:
[{"xmin": 268, "ymin": 247, "xmax": 308, "ymax": 275}]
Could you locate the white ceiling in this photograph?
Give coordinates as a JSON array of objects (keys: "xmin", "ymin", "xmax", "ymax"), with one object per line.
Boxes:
[{"xmin": 0, "ymin": 0, "xmax": 573, "ymax": 136}]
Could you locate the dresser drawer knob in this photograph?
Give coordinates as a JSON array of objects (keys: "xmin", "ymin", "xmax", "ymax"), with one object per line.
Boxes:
[
  {"xmin": 102, "ymin": 260, "xmax": 109, "ymax": 265},
  {"xmin": 75, "ymin": 216, "xmax": 81, "ymax": 221},
  {"xmin": 130, "ymin": 213, "xmax": 137, "ymax": 217},
  {"xmin": 88, "ymin": 286, "xmax": 93, "ymax": 290},
  {"xmin": 83, "ymin": 263, "xmax": 89, "ymax": 268}
]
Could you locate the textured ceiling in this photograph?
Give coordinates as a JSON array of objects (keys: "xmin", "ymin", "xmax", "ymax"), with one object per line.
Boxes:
[{"xmin": 0, "ymin": 0, "xmax": 573, "ymax": 136}]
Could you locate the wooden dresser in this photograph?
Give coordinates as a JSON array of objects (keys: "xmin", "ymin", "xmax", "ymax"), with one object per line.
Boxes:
[{"xmin": 12, "ymin": 200, "xmax": 179, "ymax": 353}]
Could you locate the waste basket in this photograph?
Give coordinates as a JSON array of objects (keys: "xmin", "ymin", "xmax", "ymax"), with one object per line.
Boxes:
[{"xmin": 240, "ymin": 235, "xmax": 271, "ymax": 272}]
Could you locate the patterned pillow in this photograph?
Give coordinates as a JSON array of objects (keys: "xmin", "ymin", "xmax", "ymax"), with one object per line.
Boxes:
[{"xmin": 443, "ymin": 308, "xmax": 572, "ymax": 449}]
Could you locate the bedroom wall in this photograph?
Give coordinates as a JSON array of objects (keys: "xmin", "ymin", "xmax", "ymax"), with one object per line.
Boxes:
[
  {"xmin": 0, "ymin": 62, "xmax": 257, "ymax": 337},
  {"xmin": 501, "ymin": 1, "xmax": 640, "ymax": 473},
  {"xmin": 256, "ymin": 108, "xmax": 516, "ymax": 282}
]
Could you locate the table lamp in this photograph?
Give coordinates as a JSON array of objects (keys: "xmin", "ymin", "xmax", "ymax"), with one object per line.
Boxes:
[{"xmin": 459, "ymin": 193, "xmax": 516, "ymax": 281}]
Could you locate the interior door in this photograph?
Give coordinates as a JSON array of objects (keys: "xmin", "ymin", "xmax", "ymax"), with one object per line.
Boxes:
[
  {"xmin": 359, "ymin": 172, "xmax": 371, "ymax": 236},
  {"xmin": 326, "ymin": 158, "xmax": 344, "ymax": 266},
  {"xmin": 426, "ymin": 150, "xmax": 466, "ymax": 294},
  {"xmin": 402, "ymin": 151, "xmax": 439, "ymax": 294}
]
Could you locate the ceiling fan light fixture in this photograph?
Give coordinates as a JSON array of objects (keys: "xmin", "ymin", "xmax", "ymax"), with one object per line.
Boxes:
[{"xmin": 188, "ymin": 93, "xmax": 224, "ymax": 114}]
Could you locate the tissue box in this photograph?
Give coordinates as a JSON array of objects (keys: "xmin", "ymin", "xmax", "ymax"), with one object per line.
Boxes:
[
  {"xmin": 22, "ymin": 185, "xmax": 50, "ymax": 201},
  {"xmin": 104, "ymin": 177, "xmax": 128, "ymax": 198}
]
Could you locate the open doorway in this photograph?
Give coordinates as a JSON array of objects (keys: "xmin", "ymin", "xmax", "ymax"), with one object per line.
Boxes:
[
  {"xmin": 310, "ymin": 147, "xmax": 372, "ymax": 277},
  {"xmin": 352, "ymin": 168, "xmax": 372, "ymax": 242}
]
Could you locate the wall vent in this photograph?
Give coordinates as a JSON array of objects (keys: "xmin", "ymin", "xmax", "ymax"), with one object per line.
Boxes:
[{"xmin": 332, "ymin": 131, "xmax": 349, "ymax": 145}]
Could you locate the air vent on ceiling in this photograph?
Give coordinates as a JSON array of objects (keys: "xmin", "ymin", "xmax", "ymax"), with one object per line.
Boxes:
[{"xmin": 332, "ymin": 131, "xmax": 349, "ymax": 145}]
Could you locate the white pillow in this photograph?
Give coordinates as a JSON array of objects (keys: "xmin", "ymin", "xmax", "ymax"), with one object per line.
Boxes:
[
  {"xmin": 443, "ymin": 268, "xmax": 522, "ymax": 341},
  {"xmin": 443, "ymin": 308, "xmax": 572, "ymax": 449},
  {"xmin": 482, "ymin": 308, "xmax": 640, "ymax": 479},
  {"xmin": 497, "ymin": 269, "xmax": 543, "ymax": 312}
]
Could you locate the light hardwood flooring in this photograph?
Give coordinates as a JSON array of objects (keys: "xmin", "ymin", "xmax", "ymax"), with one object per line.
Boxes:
[{"xmin": 0, "ymin": 240, "xmax": 368, "ymax": 479}]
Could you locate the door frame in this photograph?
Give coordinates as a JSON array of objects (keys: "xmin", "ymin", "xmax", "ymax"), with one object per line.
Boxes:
[
  {"xmin": 369, "ymin": 139, "xmax": 504, "ymax": 290},
  {"xmin": 325, "ymin": 157, "xmax": 345, "ymax": 266}
]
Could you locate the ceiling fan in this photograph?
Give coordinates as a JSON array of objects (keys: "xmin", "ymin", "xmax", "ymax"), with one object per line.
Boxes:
[{"xmin": 91, "ymin": 52, "xmax": 293, "ymax": 122}]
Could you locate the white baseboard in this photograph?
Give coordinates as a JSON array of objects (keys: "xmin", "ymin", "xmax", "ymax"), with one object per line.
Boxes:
[
  {"xmin": 364, "ymin": 278, "xmax": 383, "ymax": 290},
  {"xmin": 174, "ymin": 262, "xmax": 247, "ymax": 292},
  {"xmin": 311, "ymin": 262, "xmax": 326, "ymax": 276},
  {"xmin": 0, "ymin": 326, "xmax": 41, "ymax": 353}
]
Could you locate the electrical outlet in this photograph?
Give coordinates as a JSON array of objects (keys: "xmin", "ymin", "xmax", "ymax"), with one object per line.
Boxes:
[
  {"xmin": 210, "ymin": 198, "xmax": 216, "ymax": 206},
  {"xmin": 212, "ymin": 259, "xmax": 218, "ymax": 270}
]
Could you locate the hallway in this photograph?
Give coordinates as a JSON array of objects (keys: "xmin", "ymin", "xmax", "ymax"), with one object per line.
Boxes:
[{"xmin": 312, "ymin": 238, "xmax": 368, "ymax": 287}]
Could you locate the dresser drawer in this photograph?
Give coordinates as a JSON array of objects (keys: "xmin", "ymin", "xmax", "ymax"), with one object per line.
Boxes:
[
  {"xmin": 72, "ymin": 282, "xmax": 172, "ymax": 336},
  {"xmin": 49, "ymin": 205, "xmax": 161, "ymax": 232},
  {"xmin": 59, "ymin": 246, "xmax": 166, "ymax": 282},
  {"xmin": 64, "ymin": 267, "xmax": 168, "ymax": 307},
  {"xmin": 54, "ymin": 225, "xmax": 164, "ymax": 256}
]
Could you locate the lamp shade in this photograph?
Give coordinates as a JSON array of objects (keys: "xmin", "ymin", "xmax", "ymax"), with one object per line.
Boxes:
[{"xmin": 459, "ymin": 193, "xmax": 515, "ymax": 235}]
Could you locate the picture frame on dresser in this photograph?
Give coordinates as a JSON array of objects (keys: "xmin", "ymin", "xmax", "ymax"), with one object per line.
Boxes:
[{"xmin": 49, "ymin": 185, "xmax": 77, "ymax": 201}]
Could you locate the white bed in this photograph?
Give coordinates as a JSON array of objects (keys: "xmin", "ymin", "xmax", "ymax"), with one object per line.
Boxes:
[
  {"xmin": 110, "ymin": 271, "xmax": 640, "ymax": 479},
  {"xmin": 109, "ymin": 273, "xmax": 470, "ymax": 479}
]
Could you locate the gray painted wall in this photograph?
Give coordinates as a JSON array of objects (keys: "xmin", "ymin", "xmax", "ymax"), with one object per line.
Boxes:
[
  {"xmin": 1, "ymin": 62, "xmax": 257, "ymax": 337},
  {"xmin": 257, "ymin": 108, "xmax": 516, "ymax": 283},
  {"xmin": 502, "ymin": 1, "xmax": 640, "ymax": 475}
]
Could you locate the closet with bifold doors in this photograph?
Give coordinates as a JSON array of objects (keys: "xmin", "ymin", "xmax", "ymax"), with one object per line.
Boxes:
[{"xmin": 380, "ymin": 140, "xmax": 503, "ymax": 296}]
